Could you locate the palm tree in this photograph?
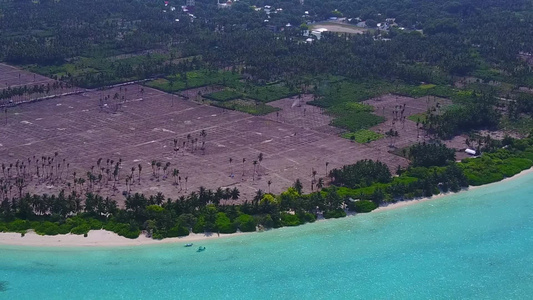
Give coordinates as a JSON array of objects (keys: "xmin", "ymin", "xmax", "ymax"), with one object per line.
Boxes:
[
  {"xmin": 200, "ymin": 130, "xmax": 207, "ymax": 150},
  {"xmin": 325, "ymin": 162, "xmax": 329, "ymax": 176},
  {"xmin": 229, "ymin": 157, "xmax": 233, "ymax": 175},
  {"xmin": 242, "ymin": 158, "xmax": 246, "ymax": 176},
  {"xmin": 173, "ymin": 139, "xmax": 179, "ymax": 156},
  {"xmin": 130, "ymin": 167, "xmax": 135, "ymax": 184},
  {"xmin": 294, "ymin": 179, "xmax": 303, "ymax": 194},
  {"xmin": 252, "ymin": 160, "xmax": 258, "ymax": 181},
  {"xmin": 164, "ymin": 162, "xmax": 171, "ymax": 179},
  {"xmin": 125, "ymin": 176, "xmax": 130, "ymax": 194},
  {"xmin": 267, "ymin": 179, "xmax": 272, "ymax": 193},
  {"xmin": 257, "ymin": 152, "xmax": 264, "ymax": 174},
  {"xmin": 151, "ymin": 160, "xmax": 156, "ymax": 177},
  {"xmin": 138, "ymin": 164, "xmax": 142, "ymax": 184},
  {"xmin": 156, "ymin": 162, "xmax": 162, "ymax": 180},
  {"xmin": 231, "ymin": 187, "xmax": 240, "ymax": 201},
  {"xmin": 172, "ymin": 169, "xmax": 179, "ymax": 185}
]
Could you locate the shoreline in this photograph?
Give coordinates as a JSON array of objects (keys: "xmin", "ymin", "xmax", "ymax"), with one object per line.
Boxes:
[
  {"xmin": 0, "ymin": 229, "xmax": 252, "ymax": 248},
  {"xmin": 1, "ymin": 167, "xmax": 532, "ymax": 248},
  {"xmin": 373, "ymin": 167, "xmax": 533, "ymax": 212}
]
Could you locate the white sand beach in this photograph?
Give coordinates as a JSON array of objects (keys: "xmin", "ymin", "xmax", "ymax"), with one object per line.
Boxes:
[{"xmin": 0, "ymin": 229, "xmax": 249, "ymax": 247}]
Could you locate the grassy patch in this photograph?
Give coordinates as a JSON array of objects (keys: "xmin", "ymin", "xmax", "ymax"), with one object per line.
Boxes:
[
  {"xmin": 28, "ymin": 54, "xmax": 170, "ymax": 88},
  {"xmin": 311, "ymin": 80, "xmax": 391, "ymax": 108},
  {"xmin": 203, "ymin": 89, "xmax": 242, "ymax": 102},
  {"xmin": 147, "ymin": 70, "xmax": 241, "ymax": 92},
  {"xmin": 245, "ymin": 84, "xmax": 298, "ymax": 102},
  {"xmin": 419, "ymin": 84, "xmax": 436, "ymax": 90},
  {"xmin": 341, "ymin": 130, "xmax": 384, "ymax": 143},
  {"xmin": 211, "ymin": 99, "xmax": 279, "ymax": 115},
  {"xmin": 327, "ymin": 102, "xmax": 385, "ymax": 131},
  {"xmin": 407, "ymin": 112, "xmax": 427, "ymax": 123}
]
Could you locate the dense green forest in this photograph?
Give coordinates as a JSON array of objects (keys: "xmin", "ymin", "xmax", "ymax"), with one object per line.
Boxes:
[
  {"xmin": 1, "ymin": 0, "xmax": 532, "ymax": 84},
  {"xmin": 1, "ymin": 0, "xmax": 532, "ymax": 133},
  {"xmin": 1, "ymin": 135, "xmax": 533, "ymax": 239}
]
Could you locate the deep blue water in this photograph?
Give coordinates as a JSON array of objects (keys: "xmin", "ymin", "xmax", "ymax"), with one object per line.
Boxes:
[{"xmin": 1, "ymin": 172, "xmax": 532, "ymax": 299}]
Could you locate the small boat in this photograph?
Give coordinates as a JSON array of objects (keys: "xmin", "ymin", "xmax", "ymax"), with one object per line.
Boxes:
[
  {"xmin": 184, "ymin": 243, "xmax": 193, "ymax": 247},
  {"xmin": 197, "ymin": 246, "xmax": 206, "ymax": 252}
]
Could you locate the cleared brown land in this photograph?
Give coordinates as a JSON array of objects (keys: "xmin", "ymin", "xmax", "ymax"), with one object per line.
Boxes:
[
  {"xmin": 0, "ymin": 63, "xmax": 54, "ymax": 91},
  {"xmin": 0, "ymin": 69, "xmax": 414, "ymax": 204}
]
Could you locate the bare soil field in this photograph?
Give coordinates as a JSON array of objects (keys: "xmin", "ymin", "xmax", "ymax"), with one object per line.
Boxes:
[
  {"xmin": 0, "ymin": 63, "xmax": 55, "ymax": 90},
  {"xmin": 0, "ymin": 70, "xmax": 414, "ymax": 204}
]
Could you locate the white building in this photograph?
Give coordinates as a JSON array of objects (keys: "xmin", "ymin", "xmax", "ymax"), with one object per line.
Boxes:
[{"xmin": 310, "ymin": 28, "xmax": 328, "ymax": 40}]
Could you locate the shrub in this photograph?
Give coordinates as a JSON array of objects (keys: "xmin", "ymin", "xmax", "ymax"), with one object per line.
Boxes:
[
  {"xmin": 104, "ymin": 222, "xmax": 140, "ymax": 239},
  {"xmin": 281, "ymin": 213, "xmax": 301, "ymax": 226},
  {"xmin": 323, "ymin": 209, "xmax": 347, "ymax": 219},
  {"xmin": 58, "ymin": 224, "xmax": 72, "ymax": 235},
  {"xmin": 259, "ymin": 214, "xmax": 275, "ymax": 229},
  {"xmin": 7, "ymin": 219, "xmax": 31, "ymax": 232},
  {"xmin": 215, "ymin": 212, "xmax": 236, "ymax": 234},
  {"xmin": 166, "ymin": 224, "xmax": 190, "ymax": 237},
  {"xmin": 235, "ymin": 214, "xmax": 256, "ymax": 232},
  {"xmin": 152, "ymin": 232, "xmax": 164, "ymax": 240},
  {"xmin": 297, "ymin": 212, "xmax": 316, "ymax": 223},
  {"xmin": 351, "ymin": 200, "xmax": 378, "ymax": 213},
  {"xmin": 88, "ymin": 218, "xmax": 103, "ymax": 230},
  {"xmin": 33, "ymin": 222, "xmax": 60, "ymax": 236},
  {"xmin": 71, "ymin": 224, "xmax": 91, "ymax": 235},
  {"xmin": 192, "ymin": 216, "xmax": 206, "ymax": 233}
]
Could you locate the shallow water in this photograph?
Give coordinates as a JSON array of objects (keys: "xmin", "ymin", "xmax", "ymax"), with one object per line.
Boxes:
[{"xmin": 1, "ymin": 173, "xmax": 532, "ymax": 299}]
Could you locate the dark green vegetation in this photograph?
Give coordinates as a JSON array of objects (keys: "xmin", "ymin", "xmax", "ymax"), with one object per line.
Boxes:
[
  {"xmin": 145, "ymin": 70, "xmax": 241, "ymax": 92},
  {"xmin": 408, "ymin": 142, "xmax": 456, "ymax": 167},
  {"xmin": 204, "ymin": 89, "xmax": 242, "ymax": 102},
  {"xmin": 327, "ymin": 102, "xmax": 385, "ymax": 132},
  {"xmin": 210, "ymin": 99, "xmax": 280, "ymax": 115},
  {"xmin": 341, "ymin": 129, "xmax": 384, "ymax": 143},
  {"xmin": 422, "ymin": 93, "xmax": 501, "ymax": 139},
  {"xmin": 244, "ymin": 84, "xmax": 298, "ymax": 103},
  {"xmin": 329, "ymin": 136, "xmax": 533, "ymax": 203},
  {"xmin": 2, "ymin": 135, "xmax": 532, "ymax": 239}
]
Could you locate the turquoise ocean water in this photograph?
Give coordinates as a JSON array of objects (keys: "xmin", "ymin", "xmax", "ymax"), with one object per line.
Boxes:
[{"xmin": 1, "ymin": 172, "xmax": 532, "ymax": 299}]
